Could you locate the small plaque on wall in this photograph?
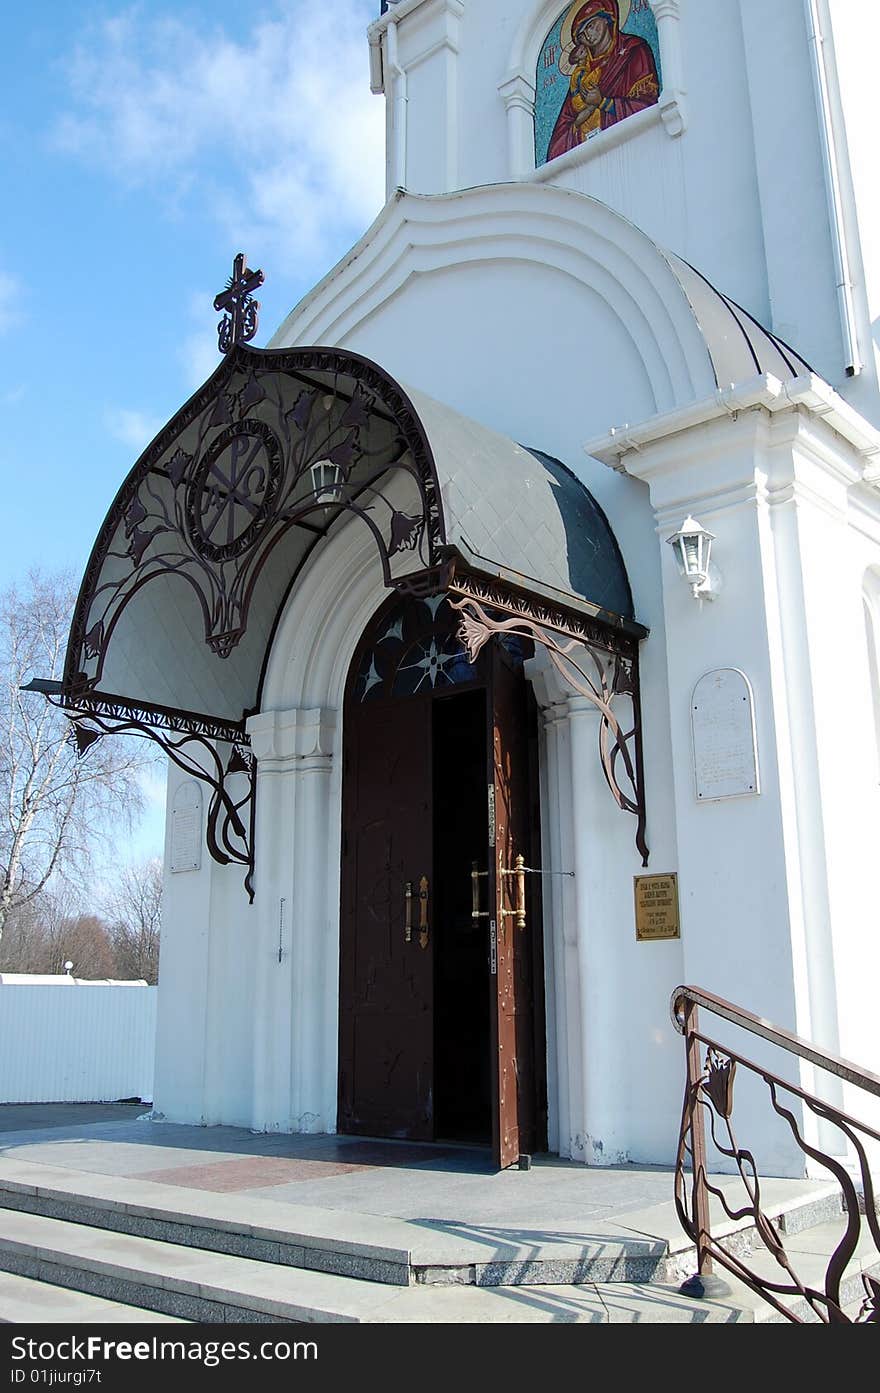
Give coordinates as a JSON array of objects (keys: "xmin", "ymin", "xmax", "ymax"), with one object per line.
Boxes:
[
  {"xmin": 171, "ymin": 779, "xmax": 202, "ymax": 873},
  {"xmin": 692, "ymin": 668, "xmax": 759, "ymax": 801},
  {"xmin": 634, "ymin": 873, "xmax": 680, "ymax": 942}
]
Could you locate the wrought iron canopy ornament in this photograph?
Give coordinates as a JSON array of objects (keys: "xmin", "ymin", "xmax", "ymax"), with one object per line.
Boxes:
[
  {"xmin": 64, "ymin": 345, "xmax": 446, "ymax": 721},
  {"xmin": 44, "ymin": 343, "xmax": 649, "ymax": 895},
  {"xmin": 448, "ymin": 574, "xmax": 648, "ymax": 865},
  {"xmin": 214, "ymin": 252, "xmax": 265, "ymax": 352}
]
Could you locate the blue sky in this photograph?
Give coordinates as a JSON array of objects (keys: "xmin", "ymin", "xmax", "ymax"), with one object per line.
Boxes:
[{"xmin": 1, "ymin": 0, "xmax": 386, "ymax": 859}]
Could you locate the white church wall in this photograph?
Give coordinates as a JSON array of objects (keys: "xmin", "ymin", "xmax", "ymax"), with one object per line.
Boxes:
[
  {"xmin": 370, "ymin": 4, "xmax": 857, "ymax": 398},
  {"xmin": 863, "ymin": 564, "xmax": 880, "ymax": 786},
  {"xmin": 337, "ymin": 259, "xmax": 657, "ymax": 445},
  {"xmin": 775, "ymin": 429, "xmax": 880, "ymax": 1161},
  {"xmin": 200, "ymin": 859, "xmax": 256, "ymax": 1127},
  {"xmin": 540, "ymin": 0, "xmax": 771, "ymax": 322},
  {"xmin": 248, "ymin": 705, "xmax": 340, "ymax": 1134},
  {"xmin": 654, "ymin": 419, "xmax": 807, "ymax": 1176},
  {"xmin": 738, "ymin": 0, "xmax": 844, "ymax": 388},
  {"xmin": 527, "ymin": 646, "xmax": 685, "ymax": 1167},
  {"xmin": 153, "ymin": 758, "xmax": 256, "ymax": 1127},
  {"xmin": 609, "ymin": 398, "xmax": 880, "ymax": 1174},
  {"xmin": 153, "ymin": 762, "xmax": 213, "ymax": 1123},
  {"xmin": 790, "ymin": 461, "xmax": 880, "ymax": 1148},
  {"xmin": 824, "ymin": 0, "xmax": 880, "ymax": 424},
  {"xmin": 271, "ymin": 188, "xmax": 717, "ymax": 662}
]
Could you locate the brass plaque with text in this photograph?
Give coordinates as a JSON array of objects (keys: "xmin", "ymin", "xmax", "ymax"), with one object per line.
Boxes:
[{"xmin": 634, "ymin": 873, "xmax": 680, "ymax": 942}]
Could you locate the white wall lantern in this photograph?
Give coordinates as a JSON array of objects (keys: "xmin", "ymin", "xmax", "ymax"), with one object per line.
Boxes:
[
  {"xmin": 666, "ymin": 516, "xmax": 721, "ymax": 601},
  {"xmin": 310, "ymin": 459, "xmax": 345, "ymax": 506}
]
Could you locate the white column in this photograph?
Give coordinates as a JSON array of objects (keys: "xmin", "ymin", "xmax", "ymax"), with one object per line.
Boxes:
[
  {"xmin": 247, "ymin": 707, "xmax": 337, "ymax": 1133},
  {"xmin": 536, "ymin": 695, "xmax": 573, "ymax": 1157},
  {"xmin": 567, "ymin": 696, "xmax": 631, "ymax": 1165},
  {"xmin": 374, "ymin": 0, "xmax": 464, "ymax": 196},
  {"xmin": 498, "ymin": 73, "xmax": 536, "ymax": 180},
  {"xmin": 651, "ymin": 0, "xmax": 687, "ymax": 136},
  {"xmin": 152, "ymin": 759, "xmax": 212, "ymax": 1124}
]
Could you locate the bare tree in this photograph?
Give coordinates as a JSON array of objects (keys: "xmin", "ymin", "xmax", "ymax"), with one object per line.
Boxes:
[
  {"xmin": 104, "ymin": 857, "xmax": 162, "ymax": 983},
  {"xmin": 39, "ymin": 901, "xmax": 119, "ymax": 979},
  {"xmin": 0, "ymin": 898, "xmax": 49, "ymax": 974},
  {"xmin": 0, "ymin": 571, "xmax": 150, "ymax": 943}
]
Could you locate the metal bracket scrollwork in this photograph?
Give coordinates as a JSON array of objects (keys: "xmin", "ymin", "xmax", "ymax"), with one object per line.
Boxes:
[
  {"xmin": 449, "ymin": 585, "xmax": 648, "ymax": 865},
  {"xmin": 52, "ymin": 691, "xmax": 256, "ymax": 903}
]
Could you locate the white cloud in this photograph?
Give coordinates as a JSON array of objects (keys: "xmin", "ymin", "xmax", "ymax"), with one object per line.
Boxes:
[
  {"xmin": 178, "ymin": 291, "xmax": 224, "ymax": 389},
  {"xmin": 53, "ymin": 2, "xmax": 385, "ymax": 280},
  {"xmin": 0, "ymin": 271, "xmax": 23, "ymax": 334},
  {"xmin": 124, "ymin": 766, "xmax": 168, "ymax": 864},
  {"xmin": 138, "ymin": 765, "xmax": 168, "ymax": 815},
  {"xmin": 105, "ymin": 406, "xmax": 165, "ymax": 452},
  {"xmin": 180, "ymin": 330, "xmax": 224, "ymax": 390}
]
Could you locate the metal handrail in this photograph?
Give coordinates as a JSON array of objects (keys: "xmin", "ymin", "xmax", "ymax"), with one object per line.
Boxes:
[
  {"xmin": 671, "ymin": 985, "xmax": 880, "ymax": 1097},
  {"xmin": 670, "ymin": 983, "xmax": 880, "ymax": 1323}
]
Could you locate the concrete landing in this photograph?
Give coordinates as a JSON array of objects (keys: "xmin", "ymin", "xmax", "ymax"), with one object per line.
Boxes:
[{"xmin": 0, "ymin": 1105, "xmax": 857, "ymax": 1323}]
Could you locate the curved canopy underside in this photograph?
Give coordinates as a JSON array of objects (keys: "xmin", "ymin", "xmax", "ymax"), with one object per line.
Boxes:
[{"xmin": 61, "ymin": 345, "xmax": 642, "ymax": 731}]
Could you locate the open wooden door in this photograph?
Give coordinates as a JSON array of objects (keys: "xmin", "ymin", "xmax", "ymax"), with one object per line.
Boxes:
[
  {"xmin": 339, "ymin": 697, "xmax": 434, "ymax": 1139},
  {"xmin": 488, "ymin": 640, "xmax": 539, "ymax": 1169},
  {"xmin": 339, "ymin": 594, "xmax": 544, "ymax": 1158}
]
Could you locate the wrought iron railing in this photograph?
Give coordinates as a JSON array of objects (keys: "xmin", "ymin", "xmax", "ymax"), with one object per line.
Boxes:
[{"xmin": 671, "ymin": 985, "xmax": 880, "ymax": 1323}]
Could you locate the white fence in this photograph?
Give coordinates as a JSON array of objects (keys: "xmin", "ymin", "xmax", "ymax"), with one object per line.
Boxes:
[{"xmin": 0, "ymin": 982, "xmax": 157, "ymax": 1103}]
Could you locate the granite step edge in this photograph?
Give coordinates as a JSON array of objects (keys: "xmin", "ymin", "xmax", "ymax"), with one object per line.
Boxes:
[
  {"xmin": 0, "ymin": 1269, "xmax": 189, "ymax": 1325},
  {"xmin": 0, "ymin": 1217, "xmax": 758, "ymax": 1324},
  {"xmin": 0, "ymin": 1209, "xmax": 407, "ymax": 1324}
]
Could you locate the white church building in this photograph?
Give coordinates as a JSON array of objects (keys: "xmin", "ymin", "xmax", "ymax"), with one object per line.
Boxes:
[{"xmin": 48, "ymin": 0, "xmax": 880, "ymax": 1177}]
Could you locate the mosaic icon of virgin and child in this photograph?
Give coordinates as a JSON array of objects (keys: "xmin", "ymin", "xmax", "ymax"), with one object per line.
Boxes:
[{"xmin": 539, "ymin": 1, "xmax": 661, "ymax": 164}]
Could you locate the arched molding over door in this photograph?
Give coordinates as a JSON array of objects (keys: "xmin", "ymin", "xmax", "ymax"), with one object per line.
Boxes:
[{"xmin": 247, "ymin": 521, "xmax": 390, "ymax": 1135}]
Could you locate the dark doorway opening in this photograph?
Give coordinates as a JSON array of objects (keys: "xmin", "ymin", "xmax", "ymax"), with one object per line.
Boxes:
[
  {"xmin": 338, "ymin": 591, "xmax": 546, "ymax": 1163},
  {"xmin": 432, "ymin": 688, "xmax": 491, "ymax": 1144}
]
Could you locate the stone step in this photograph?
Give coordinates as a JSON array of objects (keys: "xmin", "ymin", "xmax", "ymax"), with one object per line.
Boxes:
[
  {"xmin": 0, "ymin": 1158, "xmax": 845, "ymax": 1291},
  {"xmin": 0, "ymin": 1208, "xmax": 755, "ymax": 1323},
  {"xmin": 715, "ymin": 1216, "xmax": 880, "ymax": 1323},
  {"xmin": 0, "ymin": 1270, "xmax": 189, "ymax": 1324},
  {"xmin": 1, "ymin": 1202, "xmax": 873, "ymax": 1323}
]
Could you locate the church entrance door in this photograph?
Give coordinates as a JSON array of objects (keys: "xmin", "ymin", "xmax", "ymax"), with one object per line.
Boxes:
[{"xmin": 338, "ymin": 595, "xmax": 545, "ymax": 1166}]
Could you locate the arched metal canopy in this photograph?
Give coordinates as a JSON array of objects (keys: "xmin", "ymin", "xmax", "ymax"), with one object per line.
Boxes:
[
  {"xmin": 59, "ymin": 345, "xmax": 643, "ymax": 731},
  {"xmin": 36, "ymin": 345, "xmax": 648, "ymax": 897}
]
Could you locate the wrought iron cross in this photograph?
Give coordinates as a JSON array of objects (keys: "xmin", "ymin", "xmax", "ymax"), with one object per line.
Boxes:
[{"xmin": 213, "ymin": 252, "xmax": 265, "ymax": 353}]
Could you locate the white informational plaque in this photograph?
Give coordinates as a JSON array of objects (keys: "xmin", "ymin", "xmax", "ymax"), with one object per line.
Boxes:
[
  {"xmin": 691, "ymin": 668, "xmax": 759, "ymax": 801},
  {"xmin": 171, "ymin": 779, "xmax": 203, "ymax": 873}
]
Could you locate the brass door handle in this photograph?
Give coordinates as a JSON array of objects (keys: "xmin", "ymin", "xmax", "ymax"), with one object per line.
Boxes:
[
  {"xmin": 404, "ymin": 881, "xmax": 413, "ymax": 943},
  {"xmin": 419, "ymin": 874, "xmax": 429, "ymax": 949},
  {"xmin": 501, "ymin": 852, "xmax": 527, "ymax": 929},
  {"xmin": 471, "ymin": 860, "xmax": 489, "ymax": 919}
]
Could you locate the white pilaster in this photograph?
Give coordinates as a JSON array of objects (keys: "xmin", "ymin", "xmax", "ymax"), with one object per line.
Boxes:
[
  {"xmin": 651, "ymin": 0, "xmax": 687, "ymax": 137},
  {"xmin": 498, "ymin": 73, "xmax": 536, "ymax": 181},
  {"xmin": 370, "ymin": 0, "xmax": 464, "ymax": 196},
  {"xmin": 247, "ymin": 707, "xmax": 338, "ymax": 1133}
]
